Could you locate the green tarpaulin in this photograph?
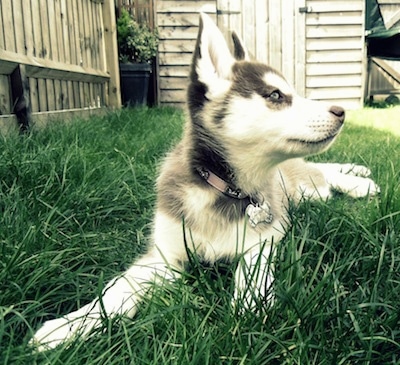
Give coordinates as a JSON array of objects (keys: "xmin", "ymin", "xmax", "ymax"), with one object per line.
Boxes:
[{"xmin": 366, "ymin": 0, "xmax": 400, "ymax": 58}]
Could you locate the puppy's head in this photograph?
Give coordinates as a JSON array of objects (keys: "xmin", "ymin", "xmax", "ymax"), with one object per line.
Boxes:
[{"xmin": 188, "ymin": 13, "xmax": 344, "ymax": 164}]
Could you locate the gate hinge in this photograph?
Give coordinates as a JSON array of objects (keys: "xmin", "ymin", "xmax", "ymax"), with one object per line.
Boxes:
[
  {"xmin": 217, "ymin": 9, "xmax": 241, "ymax": 15},
  {"xmin": 299, "ymin": 6, "xmax": 312, "ymax": 13}
]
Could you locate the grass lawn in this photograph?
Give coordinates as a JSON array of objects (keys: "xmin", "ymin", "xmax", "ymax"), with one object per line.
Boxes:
[
  {"xmin": 1, "ymin": 107, "xmax": 399, "ymax": 364},
  {"xmin": 348, "ymin": 105, "xmax": 400, "ymax": 137}
]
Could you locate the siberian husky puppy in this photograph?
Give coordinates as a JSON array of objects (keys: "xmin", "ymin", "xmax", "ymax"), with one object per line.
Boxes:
[{"xmin": 31, "ymin": 13, "xmax": 379, "ymax": 350}]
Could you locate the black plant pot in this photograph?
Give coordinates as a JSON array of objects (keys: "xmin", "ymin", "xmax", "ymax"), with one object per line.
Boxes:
[{"xmin": 119, "ymin": 63, "xmax": 152, "ymax": 106}]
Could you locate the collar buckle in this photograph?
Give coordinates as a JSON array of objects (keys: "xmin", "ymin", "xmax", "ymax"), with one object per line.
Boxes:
[{"xmin": 196, "ymin": 167, "xmax": 247, "ymax": 200}]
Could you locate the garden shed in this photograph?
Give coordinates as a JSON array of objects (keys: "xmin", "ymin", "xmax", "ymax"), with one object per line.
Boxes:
[
  {"xmin": 365, "ymin": 0, "xmax": 400, "ymax": 101},
  {"xmin": 157, "ymin": 0, "xmax": 400, "ymax": 109}
]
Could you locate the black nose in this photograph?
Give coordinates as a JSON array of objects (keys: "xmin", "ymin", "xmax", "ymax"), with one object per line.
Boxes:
[{"xmin": 329, "ymin": 105, "xmax": 345, "ymax": 123}]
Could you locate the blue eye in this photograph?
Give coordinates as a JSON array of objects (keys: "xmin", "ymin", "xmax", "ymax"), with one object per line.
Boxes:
[{"xmin": 269, "ymin": 90, "xmax": 281, "ymax": 100}]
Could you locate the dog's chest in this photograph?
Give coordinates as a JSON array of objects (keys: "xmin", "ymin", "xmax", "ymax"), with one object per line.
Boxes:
[
  {"xmin": 191, "ymin": 216, "xmax": 284, "ymax": 262},
  {"xmin": 182, "ymin": 186, "xmax": 284, "ymax": 260}
]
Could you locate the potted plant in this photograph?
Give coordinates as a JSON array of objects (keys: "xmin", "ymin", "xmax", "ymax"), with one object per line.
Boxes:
[{"xmin": 117, "ymin": 9, "xmax": 158, "ymax": 106}]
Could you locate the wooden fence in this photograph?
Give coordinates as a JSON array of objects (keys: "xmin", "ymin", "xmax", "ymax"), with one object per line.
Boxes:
[
  {"xmin": 365, "ymin": 0, "xmax": 400, "ymax": 101},
  {"xmin": 116, "ymin": 0, "xmax": 155, "ymax": 28},
  {"xmin": 367, "ymin": 58, "xmax": 400, "ymax": 100},
  {"xmin": 0, "ymin": 0, "xmax": 120, "ymax": 132}
]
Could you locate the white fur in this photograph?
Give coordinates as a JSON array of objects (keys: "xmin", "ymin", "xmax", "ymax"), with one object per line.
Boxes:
[
  {"xmin": 196, "ymin": 12, "xmax": 234, "ymax": 99},
  {"xmin": 30, "ymin": 13, "xmax": 379, "ymax": 351}
]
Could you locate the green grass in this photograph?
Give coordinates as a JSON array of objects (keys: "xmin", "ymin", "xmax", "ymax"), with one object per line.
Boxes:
[
  {"xmin": 1, "ymin": 107, "xmax": 399, "ymax": 364},
  {"xmin": 347, "ymin": 105, "xmax": 400, "ymax": 137}
]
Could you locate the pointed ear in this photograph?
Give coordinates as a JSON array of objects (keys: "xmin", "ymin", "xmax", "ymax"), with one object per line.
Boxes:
[
  {"xmin": 190, "ymin": 13, "xmax": 235, "ymax": 98},
  {"xmin": 232, "ymin": 31, "xmax": 250, "ymax": 61}
]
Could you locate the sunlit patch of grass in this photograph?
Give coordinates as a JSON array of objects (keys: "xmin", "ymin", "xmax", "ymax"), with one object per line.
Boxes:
[{"xmin": 347, "ymin": 105, "xmax": 400, "ymax": 136}]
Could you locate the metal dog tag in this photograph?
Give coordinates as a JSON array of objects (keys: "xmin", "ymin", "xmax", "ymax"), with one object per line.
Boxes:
[{"xmin": 246, "ymin": 202, "xmax": 273, "ymax": 228}]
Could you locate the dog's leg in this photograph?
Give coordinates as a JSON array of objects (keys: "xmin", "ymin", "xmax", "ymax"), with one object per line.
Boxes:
[
  {"xmin": 312, "ymin": 163, "xmax": 380, "ymax": 198},
  {"xmin": 313, "ymin": 162, "xmax": 372, "ymax": 177},
  {"xmin": 234, "ymin": 246, "xmax": 275, "ymax": 310},
  {"xmin": 31, "ymin": 247, "xmax": 181, "ymax": 351}
]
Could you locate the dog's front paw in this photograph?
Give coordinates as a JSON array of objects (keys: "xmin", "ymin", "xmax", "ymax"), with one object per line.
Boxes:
[
  {"xmin": 341, "ymin": 164, "xmax": 372, "ymax": 177},
  {"xmin": 30, "ymin": 315, "xmax": 98, "ymax": 352},
  {"xmin": 30, "ymin": 317, "xmax": 74, "ymax": 351},
  {"xmin": 347, "ymin": 177, "xmax": 380, "ymax": 198}
]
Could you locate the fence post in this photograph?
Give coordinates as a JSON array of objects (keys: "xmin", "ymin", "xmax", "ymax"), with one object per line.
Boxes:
[
  {"xmin": 10, "ymin": 65, "xmax": 32, "ymax": 132},
  {"xmin": 102, "ymin": 0, "xmax": 121, "ymax": 109}
]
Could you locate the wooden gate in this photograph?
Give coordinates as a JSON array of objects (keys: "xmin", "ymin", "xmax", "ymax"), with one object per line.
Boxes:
[
  {"xmin": 157, "ymin": 0, "xmax": 365, "ymax": 109},
  {"xmin": 216, "ymin": 0, "xmax": 307, "ymax": 96},
  {"xmin": 302, "ymin": 0, "xmax": 365, "ymax": 109},
  {"xmin": 217, "ymin": 0, "xmax": 365, "ymax": 109}
]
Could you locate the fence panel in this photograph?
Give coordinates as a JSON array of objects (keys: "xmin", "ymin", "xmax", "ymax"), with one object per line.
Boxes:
[
  {"xmin": 117, "ymin": 0, "xmax": 155, "ymax": 28},
  {"xmin": 0, "ymin": 0, "xmax": 120, "ymax": 132}
]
